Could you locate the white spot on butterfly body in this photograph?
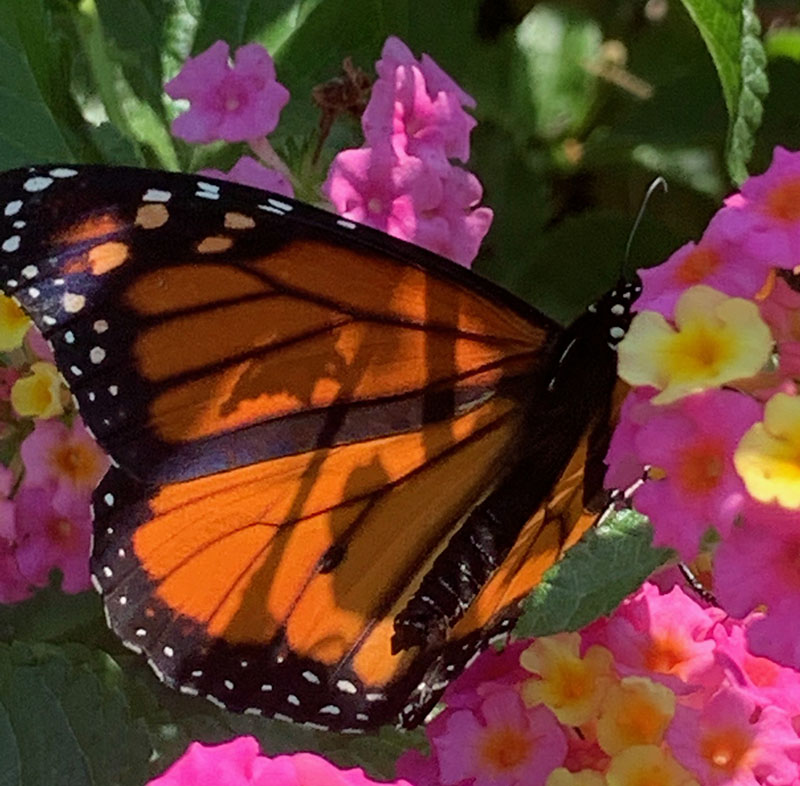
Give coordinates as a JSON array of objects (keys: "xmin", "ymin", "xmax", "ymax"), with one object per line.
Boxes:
[
  {"xmin": 261, "ymin": 684, "xmax": 273, "ymax": 692},
  {"xmin": 258, "ymin": 204, "xmax": 285, "ymax": 216},
  {"xmin": 2, "ymin": 236, "xmax": 20, "ymax": 252},
  {"xmin": 102, "ymin": 566, "xmax": 113, "ymax": 577},
  {"xmin": 117, "ymin": 547, "xmax": 125, "ymax": 558},
  {"xmin": 21, "ymin": 265, "xmax": 37, "ymax": 279},
  {"xmin": 27, "ymin": 287, "xmax": 40, "ymax": 299},
  {"xmin": 109, "ymin": 385, "xmax": 119, "ymax": 396},
  {"xmin": 356, "ymin": 713, "xmax": 369, "ymax": 722},
  {"xmin": 90, "ymin": 574, "xmax": 102, "ymax": 593},
  {"xmin": 4, "ymin": 200, "xmax": 22, "ymax": 216},
  {"xmin": 64, "ymin": 331, "xmax": 75, "ymax": 344},
  {"xmin": 319, "ymin": 705, "xmax": 341, "ymax": 715},
  {"xmin": 180, "ymin": 685, "xmax": 199, "ymax": 697},
  {"xmin": 207, "ymin": 695, "xmax": 227, "ymax": 709},
  {"xmin": 42, "ymin": 315, "xmax": 56, "ymax": 326},
  {"xmin": 24, "ymin": 176, "xmax": 53, "ymax": 192},
  {"xmin": 70, "ymin": 365, "xmax": 82, "ymax": 377},
  {"xmin": 143, "ymin": 188, "xmax": 171, "ymax": 203},
  {"xmin": 336, "ymin": 219, "xmax": 357, "ymax": 230},
  {"xmin": 224, "ymin": 679, "xmax": 234, "ymax": 690},
  {"xmin": 273, "ymin": 713, "xmax": 292, "ymax": 723},
  {"xmin": 90, "ymin": 347, "xmax": 106, "ymax": 364},
  {"xmin": 12, "ymin": 221, "xmax": 24, "ymax": 229},
  {"xmin": 287, "ymin": 695, "xmax": 300, "ymax": 706},
  {"xmin": 93, "ymin": 319, "xmax": 109, "ymax": 333},
  {"xmin": 88, "ymin": 392, "xmax": 96, "ymax": 402},
  {"xmin": 303, "ymin": 671, "xmax": 321, "ymax": 684},
  {"xmin": 104, "ymin": 493, "xmax": 115, "ymax": 506},
  {"xmin": 365, "ymin": 692, "xmax": 383, "ymax": 702},
  {"xmin": 191, "ymin": 670, "xmax": 203, "ymax": 678},
  {"xmin": 135, "ymin": 628, "xmax": 146, "ymax": 637},
  {"xmin": 244, "ymin": 707, "xmax": 262, "ymax": 716},
  {"xmin": 50, "ymin": 168, "xmax": 78, "ymax": 178},
  {"xmin": 268, "ymin": 198, "xmax": 293, "ymax": 212},
  {"xmin": 6, "ymin": 280, "xmax": 16, "ymax": 288},
  {"xmin": 610, "ymin": 326, "xmax": 626, "ymax": 340},
  {"xmin": 118, "ymin": 596, "xmax": 127, "ymax": 605},
  {"xmin": 611, "ymin": 304, "xmax": 625, "ymax": 315},
  {"xmin": 163, "ymin": 646, "xmax": 174, "ymax": 658}
]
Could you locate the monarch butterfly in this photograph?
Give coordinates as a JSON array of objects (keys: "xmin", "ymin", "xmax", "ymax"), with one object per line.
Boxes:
[{"xmin": 0, "ymin": 164, "xmax": 638, "ymax": 731}]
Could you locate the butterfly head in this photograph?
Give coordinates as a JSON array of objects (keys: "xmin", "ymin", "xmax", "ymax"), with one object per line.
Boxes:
[{"xmin": 586, "ymin": 277, "xmax": 641, "ymax": 349}]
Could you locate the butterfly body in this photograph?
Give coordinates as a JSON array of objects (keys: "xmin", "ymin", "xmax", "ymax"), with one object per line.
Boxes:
[{"xmin": 0, "ymin": 165, "xmax": 637, "ymax": 730}]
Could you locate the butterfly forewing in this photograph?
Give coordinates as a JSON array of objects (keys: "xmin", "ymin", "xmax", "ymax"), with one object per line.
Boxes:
[{"xmin": 0, "ymin": 165, "xmax": 633, "ymax": 730}]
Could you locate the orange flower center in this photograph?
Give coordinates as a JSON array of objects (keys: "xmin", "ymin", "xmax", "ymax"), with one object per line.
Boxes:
[
  {"xmin": 744, "ymin": 653, "xmax": 780, "ymax": 688},
  {"xmin": 47, "ymin": 516, "xmax": 74, "ymax": 545},
  {"xmin": 676, "ymin": 439, "xmax": 724, "ymax": 495},
  {"xmin": 700, "ymin": 728, "xmax": 750, "ymax": 774},
  {"xmin": 52, "ymin": 443, "xmax": 98, "ymax": 486},
  {"xmin": 479, "ymin": 727, "xmax": 531, "ymax": 773},
  {"xmin": 644, "ymin": 634, "xmax": 687, "ymax": 675},
  {"xmin": 675, "ymin": 246, "xmax": 721, "ymax": 285},
  {"xmin": 765, "ymin": 177, "xmax": 800, "ymax": 222}
]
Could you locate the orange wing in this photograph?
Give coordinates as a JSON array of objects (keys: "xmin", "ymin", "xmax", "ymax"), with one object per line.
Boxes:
[{"xmin": 0, "ymin": 165, "xmax": 636, "ymax": 731}]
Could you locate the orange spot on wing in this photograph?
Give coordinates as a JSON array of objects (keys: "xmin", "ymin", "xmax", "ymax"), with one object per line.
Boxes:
[
  {"xmin": 198, "ymin": 236, "xmax": 233, "ymax": 253},
  {"xmin": 63, "ymin": 241, "xmax": 129, "ymax": 276},
  {"xmin": 136, "ymin": 204, "xmax": 169, "ymax": 229},
  {"xmin": 58, "ymin": 212, "xmax": 122, "ymax": 244},
  {"xmin": 225, "ymin": 212, "xmax": 256, "ymax": 230}
]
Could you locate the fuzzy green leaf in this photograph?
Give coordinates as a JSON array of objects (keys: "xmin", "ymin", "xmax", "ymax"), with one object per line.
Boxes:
[
  {"xmin": 516, "ymin": 510, "xmax": 671, "ymax": 637},
  {"xmin": 679, "ymin": 0, "xmax": 768, "ymax": 183}
]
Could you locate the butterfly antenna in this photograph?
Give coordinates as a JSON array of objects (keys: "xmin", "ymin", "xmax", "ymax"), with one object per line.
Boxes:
[{"xmin": 622, "ymin": 176, "xmax": 668, "ymax": 277}]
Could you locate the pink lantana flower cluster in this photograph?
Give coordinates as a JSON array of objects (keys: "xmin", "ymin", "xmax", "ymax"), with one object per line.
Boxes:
[
  {"xmin": 399, "ymin": 582, "xmax": 800, "ymax": 786},
  {"xmin": 611, "ymin": 146, "xmax": 800, "ymax": 670},
  {"xmin": 0, "ymin": 302, "xmax": 107, "ymax": 601},
  {"xmin": 148, "ymin": 735, "xmax": 415, "ymax": 786},
  {"xmin": 323, "ymin": 37, "xmax": 493, "ymax": 265},
  {"xmin": 166, "ymin": 37, "xmax": 492, "ymax": 266}
]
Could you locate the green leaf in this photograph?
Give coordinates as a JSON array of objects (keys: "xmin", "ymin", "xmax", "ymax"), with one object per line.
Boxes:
[
  {"xmin": 765, "ymin": 27, "xmax": 800, "ymax": 62},
  {"xmin": 0, "ymin": 642, "xmax": 150, "ymax": 786},
  {"xmin": 0, "ymin": 1, "xmax": 77, "ymax": 166},
  {"xmin": 515, "ymin": 510, "xmax": 671, "ymax": 637},
  {"xmin": 678, "ymin": 0, "xmax": 768, "ymax": 183},
  {"xmin": 514, "ymin": 4, "xmax": 602, "ymax": 142},
  {"xmin": 0, "ymin": 586, "xmax": 103, "ymax": 646}
]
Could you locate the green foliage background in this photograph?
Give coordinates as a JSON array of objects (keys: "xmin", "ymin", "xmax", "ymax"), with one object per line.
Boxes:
[{"xmin": 0, "ymin": 0, "xmax": 794, "ymax": 783}]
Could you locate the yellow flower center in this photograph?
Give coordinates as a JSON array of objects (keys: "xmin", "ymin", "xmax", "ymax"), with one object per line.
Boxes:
[
  {"xmin": 765, "ymin": 177, "xmax": 800, "ymax": 222},
  {"xmin": 479, "ymin": 727, "xmax": 531, "ymax": 773},
  {"xmin": 674, "ymin": 247, "xmax": 721, "ymax": 285}
]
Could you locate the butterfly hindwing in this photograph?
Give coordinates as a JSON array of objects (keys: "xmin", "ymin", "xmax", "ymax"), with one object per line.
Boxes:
[{"xmin": 0, "ymin": 164, "xmax": 636, "ymax": 730}]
